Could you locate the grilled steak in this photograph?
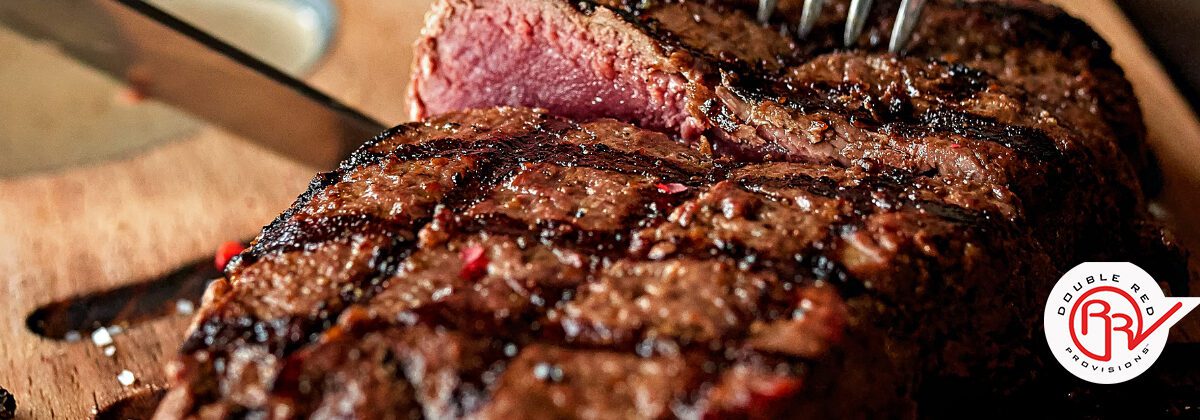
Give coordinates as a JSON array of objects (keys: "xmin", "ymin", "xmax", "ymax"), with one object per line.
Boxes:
[
  {"xmin": 153, "ymin": 0, "xmax": 1195, "ymax": 418},
  {"xmin": 409, "ymin": 0, "xmax": 1185, "ymax": 290},
  {"xmin": 155, "ymin": 108, "xmax": 1069, "ymax": 418}
]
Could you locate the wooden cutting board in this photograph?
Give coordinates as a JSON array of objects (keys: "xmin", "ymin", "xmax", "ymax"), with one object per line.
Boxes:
[{"xmin": 0, "ymin": 0, "xmax": 1196, "ymax": 418}]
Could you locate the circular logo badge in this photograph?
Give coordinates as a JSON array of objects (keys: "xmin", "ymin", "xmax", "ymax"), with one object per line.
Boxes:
[{"xmin": 1044, "ymin": 262, "xmax": 1198, "ymax": 384}]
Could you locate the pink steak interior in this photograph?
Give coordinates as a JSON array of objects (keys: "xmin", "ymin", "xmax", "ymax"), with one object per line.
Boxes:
[{"xmin": 410, "ymin": 0, "xmax": 704, "ymax": 139}]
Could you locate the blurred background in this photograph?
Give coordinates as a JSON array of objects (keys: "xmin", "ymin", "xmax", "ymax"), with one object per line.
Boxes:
[
  {"xmin": 1118, "ymin": 0, "xmax": 1200, "ymax": 114},
  {"xmin": 0, "ymin": 0, "xmax": 432, "ymax": 310},
  {"xmin": 0, "ymin": 0, "xmax": 412, "ymax": 175}
]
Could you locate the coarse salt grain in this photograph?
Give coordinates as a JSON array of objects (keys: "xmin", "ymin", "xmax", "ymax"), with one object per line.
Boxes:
[
  {"xmin": 176, "ymin": 299, "xmax": 196, "ymax": 315},
  {"xmin": 104, "ymin": 346, "xmax": 116, "ymax": 357},
  {"xmin": 91, "ymin": 327, "xmax": 113, "ymax": 347},
  {"xmin": 64, "ymin": 330, "xmax": 82, "ymax": 342},
  {"xmin": 117, "ymin": 370, "xmax": 136, "ymax": 386}
]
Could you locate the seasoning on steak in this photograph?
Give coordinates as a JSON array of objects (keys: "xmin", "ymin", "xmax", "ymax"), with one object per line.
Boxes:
[
  {"xmin": 409, "ymin": 0, "xmax": 1186, "ymax": 291},
  {"xmin": 153, "ymin": 107, "xmax": 1077, "ymax": 418}
]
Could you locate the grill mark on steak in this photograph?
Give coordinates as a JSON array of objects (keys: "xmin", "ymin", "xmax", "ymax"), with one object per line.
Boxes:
[
  {"xmin": 887, "ymin": 110, "xmax": 1061, "ymax": 163},
  {"xmin": 717, "ymin": 72, "xmax": 1062, "ymax": 164},
  {"xmin": 452, "ymin": 190, "xmax": 689, "ymax": 259},
  {"xmin": 569, "ymin": 1, "xmax": 805, "ymax": 74},
  {"xmin": 241, "ymin": 214, "xmax": 409, "ymax": 265},
  {"xmin": 800, "ymin": 61, "xmax": 996, "ymax": 104},
  {"xmin": 518, "ymin": 142, "xmax": 709, "ymax": 184},
  {"xmin": 386, "ymin": 138, "xmax": 711, "ymax": 185},
  {"xmin": 455, "ymin": 213, "xmax": 631, "ymax": 256},
  {"xmin": 240, "ymin": 124, "xmax": 429, "ymax": 268},
  {"xmin": 623, "ymin": 171, "xmax": 994, "ymax": 312},
  {"xmin": 736, "ymin": 172, "xmax": 987, "ymax": 225},
  {"xmin": 628, "ymin": 224, "xmax": 865, "ymax": 299},
  {"xmin": 728, "ymin": 169, "xmax": 995, "ymax": 291},
  {"xmin": 180, "ymin": 235, "xmax": 414, "ymax": 355}
]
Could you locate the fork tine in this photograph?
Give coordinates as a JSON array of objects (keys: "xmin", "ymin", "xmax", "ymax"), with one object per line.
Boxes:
[
  {"xmin": 757, "ymin": 0, "xmax": 779, "ymax": 23},
  {"xmin": 843, "ymin": 0, "xmax": 874, "ymax": 47},
  {"xmin": 888, "ymin": 0, "xmax": 926, "ymax": 53},
  {"xmin": 797, "ymin": 0, "xmax": 825, "ymax": 38}
]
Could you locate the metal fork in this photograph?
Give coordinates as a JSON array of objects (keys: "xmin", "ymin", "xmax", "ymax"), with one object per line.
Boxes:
[{"xmin": 758, "ymin": 0, "xmax": 928, "ymax": 54}]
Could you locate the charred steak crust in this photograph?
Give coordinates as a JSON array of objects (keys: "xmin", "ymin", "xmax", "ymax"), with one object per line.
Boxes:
[{"xmin": 155, "ymin": 108, "xmax": 1070, "ymax": 418}]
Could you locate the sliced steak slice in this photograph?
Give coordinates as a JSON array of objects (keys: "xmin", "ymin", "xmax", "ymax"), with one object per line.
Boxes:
[
  {"xmin": 409, "ymin": 0, "xmax": 785, "ymax": 141},
  {"xmin": 409, "ymin": 0, "xmax": 1184, "ymax": 288},
  {"xmin": 409, "ymin": 0, "xmax": 1111, "ymax": 204},
  {"xmin": 411, "ymin": 0, "xmax": 1156, "ymax": 193}
]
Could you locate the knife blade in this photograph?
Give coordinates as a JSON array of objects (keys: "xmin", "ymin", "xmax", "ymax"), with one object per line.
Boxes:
[{"xmin": 0, "ymin": 0, "xmax": 387, "ymax": 169}]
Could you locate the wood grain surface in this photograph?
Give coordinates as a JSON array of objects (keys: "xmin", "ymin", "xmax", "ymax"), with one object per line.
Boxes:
[{"xmin": 0, "ymin": 0, "xmax": 1195, "ymax": 418}]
